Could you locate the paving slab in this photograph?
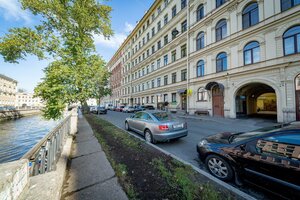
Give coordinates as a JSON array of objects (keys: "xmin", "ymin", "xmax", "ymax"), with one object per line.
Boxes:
[{"xmin": 71, "ymin": 139, "xmax": 102, "ymax": 158}]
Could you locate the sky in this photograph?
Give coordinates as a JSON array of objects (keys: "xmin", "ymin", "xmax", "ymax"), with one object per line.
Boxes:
[{"xmin": 0, "ymin": 0, "xmax": 154, "ymax": 92}]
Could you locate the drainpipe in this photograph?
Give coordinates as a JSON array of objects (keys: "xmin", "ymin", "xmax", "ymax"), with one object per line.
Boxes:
[{"xmin": 186, "ymin": 0, "xmax": 190, "ymax": 114}]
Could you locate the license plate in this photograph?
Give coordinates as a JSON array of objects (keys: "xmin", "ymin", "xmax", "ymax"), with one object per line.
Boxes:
[{"xmin": 173, "ymin": 124, "xmax": 183, "ymax": 129}]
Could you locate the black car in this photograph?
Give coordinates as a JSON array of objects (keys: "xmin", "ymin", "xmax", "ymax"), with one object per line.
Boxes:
[
  {"xmin": 97, "ymin": 106, "xmax": 107, "ymax": 114},
  {"xmin": 144, "ymin": 105, "xmax": 155, "ymax": 110},
  {"xmin": 197, "ymin": 122, "xmax": 300, "ymax": 199}
]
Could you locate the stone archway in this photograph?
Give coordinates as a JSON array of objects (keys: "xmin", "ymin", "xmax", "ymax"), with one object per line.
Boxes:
[{"xmin": 235, "ymin": 82, "xmax": 277, "ymax": 120}]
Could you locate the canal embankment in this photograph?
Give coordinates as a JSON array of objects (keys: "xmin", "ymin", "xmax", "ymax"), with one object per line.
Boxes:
[{"xmin": 0, "ymin": 109, "xmax": 41, "ymax": 121}]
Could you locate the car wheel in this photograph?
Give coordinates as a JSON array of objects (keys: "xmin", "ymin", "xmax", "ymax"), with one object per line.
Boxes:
[
  {"xmin": 144, "ymin": 130, "xmax": 156, "ymax": 144},
  {"xmin": 125, "ymin": 121, "xmax": 130, "ymax": 131},
  {"xmin": 205, "ymin": 155, "xmax": 233, "ymax": 181}
]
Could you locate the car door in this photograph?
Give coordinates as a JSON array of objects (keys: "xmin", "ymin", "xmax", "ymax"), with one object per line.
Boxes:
[
  {"xmin": 129, "ymin": 112, "xmax": 142, "ymax": 132},
  {"xmin": 233, "ymin": 132, "xmax": 300, "ymax": 198}
]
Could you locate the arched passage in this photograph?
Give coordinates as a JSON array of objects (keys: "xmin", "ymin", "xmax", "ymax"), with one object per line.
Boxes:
[{"xmin": 235, "ymin": 82, "xmax": 277, "ymax": 120}]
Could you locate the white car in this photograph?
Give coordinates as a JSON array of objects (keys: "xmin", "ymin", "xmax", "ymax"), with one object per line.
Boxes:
[{"xmin": 122, "ymin": 106, "xmax": 135, "ymax": 113}]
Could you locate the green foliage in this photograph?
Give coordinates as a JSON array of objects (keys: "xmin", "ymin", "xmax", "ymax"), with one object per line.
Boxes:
[{"xmin": 0, "ymin": 0, "xmax": 113, "ymax": 119}]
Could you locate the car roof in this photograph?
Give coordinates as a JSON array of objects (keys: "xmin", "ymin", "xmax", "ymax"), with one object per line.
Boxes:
[{"xmin": 140, "ymin": 110, "xmax": 166, "ymax": 114}]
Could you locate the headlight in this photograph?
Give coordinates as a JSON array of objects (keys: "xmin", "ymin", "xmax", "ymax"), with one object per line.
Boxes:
[{"xmin": 198, "ymin": 139, "xmax": 208, "ymax": 146}]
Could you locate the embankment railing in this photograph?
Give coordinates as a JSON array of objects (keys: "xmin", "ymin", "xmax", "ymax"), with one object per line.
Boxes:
[{"xmin": 22, "ymin": 115, "xmax": 71, "ymax": 176}]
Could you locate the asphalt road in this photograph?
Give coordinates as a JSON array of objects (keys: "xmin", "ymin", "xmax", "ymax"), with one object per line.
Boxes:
[{"xmin": 96, "ymin": 110, "xmax": 277, "ymax": 199}]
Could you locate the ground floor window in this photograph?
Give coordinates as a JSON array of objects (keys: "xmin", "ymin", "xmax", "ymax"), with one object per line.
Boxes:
[
  {"xmin": 197, "ymin": 88, "xmax": 208, "ymax": 101},
  {"xmin": 172, "ymin": 93, "xmax": 176, "ymax": 102}
]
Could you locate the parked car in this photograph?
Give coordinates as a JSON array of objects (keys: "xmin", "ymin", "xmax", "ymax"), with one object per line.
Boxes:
[
  {"xmin": 90, "ymin": 106, "xmax": 97, "ymax": 113},
  {"xmin": 125, "ymin": 111, "xmax": 188, "ymax": 143},
  {"xmin": 107, "ymin": 105, "xmax": 115, "ymax": 110},
  {"xmin": 97, "ymin": 106, "xmax": 107, "ymax": 114},
  {"xmin": 123, "ymin": 106, "xmax": 135, "ymax": 113},
  {"xmin": 115, "ymin": 105, "xmax": 125, "ymax": 112},
  {"xmin": 144, "ymin": 105, "xmax": 155, "ymax": 110},
  {"xmin": 133, "ymin": 105, "xmax": 145, "ymax": 112},
  {"xmin": 196, "ymin": 122, "xmax": 300, "ymax": 199}
]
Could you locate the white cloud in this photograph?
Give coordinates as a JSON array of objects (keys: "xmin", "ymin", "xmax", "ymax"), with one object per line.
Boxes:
[
  {"xmin": 124, "ymin": 22, "xmax": 134, "ymax": 33},
  {"xmin": 0, "ymin": 0, "xmax": 31, "ymax": 23},
  {"xmin": 94, "ymin": 22, "xmax": 135, "ymax": 49}
]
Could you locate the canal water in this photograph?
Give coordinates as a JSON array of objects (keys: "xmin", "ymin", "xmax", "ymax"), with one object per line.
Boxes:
[{"xmin": 0, "ymin": 115, "xmax": 60, "ymax": 164}]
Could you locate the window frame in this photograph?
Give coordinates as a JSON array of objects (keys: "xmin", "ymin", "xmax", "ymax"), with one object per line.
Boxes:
[
  {"xmin": 197, "ymin": 88, "xmax": 208, "ymax": 101},
  {"xmin": 242, "ymin": 2, "xmax": 259, "ymax": 30},
  {"xmin": 215, "ymin": 19, "xmax": 227, "ymax": 42},
  {"xmin": 216, "ymin": 52, "xmax": 227, "ymax": 72},
  {"xmin": 196, "ymin": 4, "xmax": 204, "ymax": 22},
  {"xmin": 243, "ymin": 41, "xmax": 260, "ymax": 65},
  {"xmin": 196, "ymin": 32, "xmax": 205, "ymax": 50},
  {"xmin": 196, "ymin": 60, "xmax": 205, "ymax": 77},
  {"xmin": 283, "ymin": 25, "xmax": 300, "ymax": 56}
]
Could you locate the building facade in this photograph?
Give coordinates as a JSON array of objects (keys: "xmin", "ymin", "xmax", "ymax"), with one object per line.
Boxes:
[
  {"xmin": 106, "ymin": 0, "xmax": 300, "ymax": 122},
  {"xmin": 15, "ymin": 92, "xmax": 44, "ymax": 109},
  {"xmin": 0, "ymin": 74, "xmax": 17, "ymax": 107}
]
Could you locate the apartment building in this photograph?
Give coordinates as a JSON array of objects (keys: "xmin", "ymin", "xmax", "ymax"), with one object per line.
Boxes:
[
  {"xmin": 0, "ymin": 74, "xmax": 17, "ymax": 107},
  {"xmin": 15, "ymin": 92, "xmax": 44, "ymax": 109},
  {"xmin": 106, "ymin": 0, "xmax": 300, "ymax": 123}
]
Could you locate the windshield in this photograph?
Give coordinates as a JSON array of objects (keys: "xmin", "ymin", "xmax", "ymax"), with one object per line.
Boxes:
[
  {"xmin": 231, "ymin": 124, "xmax": 291, "ymax": 143},
  {"xmin": 152, "ymin": 112, "xmax": 173, "ymax": 121}
]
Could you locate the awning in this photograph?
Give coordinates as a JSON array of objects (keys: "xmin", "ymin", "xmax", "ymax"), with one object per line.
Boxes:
[
  {"xmin": 177, "ymin": 89, "xmax": 187, "ymax": 94},
  {"xmin": 205, "ymin": 82, "xmax": 224, "ymax": 91}
]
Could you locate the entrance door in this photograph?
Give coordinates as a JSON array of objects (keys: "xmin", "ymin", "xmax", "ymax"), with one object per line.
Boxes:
[
  {"xmin": 296, "ymin": 90, "xmax": 300, "ymax": 121},
  {"xmin": 212, "ymin": 87, "xmax": 224, "ymax": 117},
  {"xmin": 181, "ymin": 94, "xmax": 187, "ymax": 111}
]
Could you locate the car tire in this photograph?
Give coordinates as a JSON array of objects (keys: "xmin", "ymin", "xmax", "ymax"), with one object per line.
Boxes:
[
  {"xmin": 125, "ymin": 121, "xmax": 130, "ymax": 131},
  {"xmin": 144, "ymin": 129, "xmax": 156, "ymax": 144},
  {"xmin": 205, "ymin": 155, "xmax": 233, "ymax": 181}
]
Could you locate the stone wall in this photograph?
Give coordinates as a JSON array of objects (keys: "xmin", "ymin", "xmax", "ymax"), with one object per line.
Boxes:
[{"xmin": 0, "ymin": 110, "xmax": 41, "ymax": 121}]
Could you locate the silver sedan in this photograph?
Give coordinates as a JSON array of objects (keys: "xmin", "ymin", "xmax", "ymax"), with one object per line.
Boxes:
[{"xmin": 125, "ymin": 111, "xmax": 188, "ymax": 143}]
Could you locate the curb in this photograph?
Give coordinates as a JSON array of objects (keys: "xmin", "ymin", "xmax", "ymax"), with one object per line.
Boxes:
[{"xmin": 113, "ymin": 123, "xmax": 257, "ymax": 200}]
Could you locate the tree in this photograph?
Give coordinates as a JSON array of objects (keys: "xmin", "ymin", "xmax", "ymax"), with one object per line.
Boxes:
[{"xmin": 0, "ymin": 0, "xmax": 113, "ymax": 119}]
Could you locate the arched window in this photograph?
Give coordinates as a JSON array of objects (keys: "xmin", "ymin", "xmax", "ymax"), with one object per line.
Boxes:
[
  {"xmin": 198, "ymin": 88, "xmax": 208, "ymax": 101},
  {"xmin": 283, "ymin": 26, "xmax": 300, "ymax": 55},
  {"xmin": 216, "ymin": 0, "xmax": 226, "ymax": 8},
  {"xmin": 244, "ymin": 41, "xmax": 260, "ymax": 65},
  {"xmin": 216, "ymin": 19, "xmax": 227, "ymax": 42},
  {"xmin": 196, "ymin": 32, "xmax": 205, "ymax": 50},
  {"xmin": 281, "ymin": 0, "xmax": 300, "ymax": 12},
  {"xmin": 196, "ymin": 4, "xmax": 204, "ymax": 21},
  {"xmin": 196, "ymin": 60, "xmax": 205, "ymax": 77},
  {"xmin": 242, "ymin": 2, "xmax": 259, "ymax": 29},
  {"xmin": 216, "ymin": 52, "xmax": 227, "ymax": 72}
]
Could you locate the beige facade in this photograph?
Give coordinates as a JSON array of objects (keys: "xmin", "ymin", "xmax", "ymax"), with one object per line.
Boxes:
[
  {"xmin": 15, "ymin": 92, "xmax": 44, "ymax": 109},
  {"xmin": 0, "ymin": 74, "xmax": 17, "ymax": 107},
  {"xmin": 106, "ymin": 0, "xmax": 300, "ymax": 122}
]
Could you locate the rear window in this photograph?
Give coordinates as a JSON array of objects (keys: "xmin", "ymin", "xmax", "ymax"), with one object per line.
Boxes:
[{"xmin": 152, "ymin": 112, "xmax": 173, "ymax": 121}]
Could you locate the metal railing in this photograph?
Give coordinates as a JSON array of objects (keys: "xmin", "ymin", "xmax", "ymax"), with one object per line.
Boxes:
[{"xmin": 22, "ymin": 115, "xmax": 71, "ymax": 176}]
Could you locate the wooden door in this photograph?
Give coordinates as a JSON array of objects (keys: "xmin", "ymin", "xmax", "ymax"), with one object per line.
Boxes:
[
  {"xmin": 181, "ymin": 94, "xmax": 187, "ymax": 111},
  {"xmin": 212, "ymin": 87, "xmax": 224, "ymax": 117},
  {"xmin": 296, "ymin": 90, "xmax": 300, "ymax": 121}
]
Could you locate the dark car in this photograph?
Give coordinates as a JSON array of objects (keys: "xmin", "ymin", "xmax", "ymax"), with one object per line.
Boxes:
[
  {"xmin": 97, "ymin": 106, "xmax": 107, "ymax": 114},
  {"xmin": 115, "ymin": 105, "xmax": 125, "ymax": 112},
  {"xmin": 197, "ymin": 122, "xmax": 300, "ymax": 199},
  {"xmin": 134, "ymin": 105, "xmax": 145, "ymax": 112},
  {"xmin": 144, "ymin": 105, "xmax": 155, "ymax": 110}
]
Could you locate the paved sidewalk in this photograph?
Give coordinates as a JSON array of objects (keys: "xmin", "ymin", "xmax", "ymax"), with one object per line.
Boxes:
[{"xmin": 61, "ymin": 113, "xmax": 128, "ymax": 200}]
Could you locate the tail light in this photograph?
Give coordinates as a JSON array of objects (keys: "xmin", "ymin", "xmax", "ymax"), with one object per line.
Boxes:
[{"xmin": 159, "ymin": 125, "xmax": 169, "ymax": 131}]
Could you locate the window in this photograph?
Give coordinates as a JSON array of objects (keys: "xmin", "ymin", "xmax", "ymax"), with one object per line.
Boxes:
[
  {"xmin": 216, "ymin": 19, "xmax": 227, "ymax": 41},
  {"xmin": 181, "ymin": 20, "xmax": 187, "ymax": 32},
  {"xmin": 151, "ymin": 96, "xmax": 154, "ymax": 103},
  {"xmin": 164, "ymin": 75, "xmax": 168, "ymax": 85},
  {"xmin": 146, "ymin": 96, "xmax": 149, "ymax": 103},
  {"xmin": 264, "ymin": 134, "xmax": 300, "ymax": 146},
  {"xmin": 152, "ymin": 13, "xmax": 155, "ymax": 21},
  {"xmin": 147, "ymin": 32, "xmax": 150, "ymax": 41},
  {"xmin": 164, "ymin": 35, "xmax": 168, "ymax": 45},
  {"xmin": 172, "ymin": 72, "xmax": 177, "ymax": 83},
  {"xmin": 181, "ymin": 0, "xmax": 187, "ymax": 9},
  {"xmin": 151, "ymin": 62, "xmax": 154, "ymax": 71},
  {"xmin": 164, "ymin": 94, "xmax": 168, "ymax": 102},
  {"xmin": 196, "ymin": 60, "xmax": 205, "ymax": 77},
  {"xmin": 242, "ymin": 3, "xmax": 259, "ymax": 29},
  {"xmin": 152, "ymin": 45, "xmax": 155, "ymax": 54},
  {"xmin": 151, "ymin": 80, "xmax": 155, "ymax": 88},
  {"xmin": 157, "ymin": 59, "xmax": 161, "ymax": 68},
  {"xmin": 172, "ymin": 6, "xmax": 177, "ymax": 18},
  {"xmin": 281, "ymin": 0, "xmax": 300, "ymax": 12},
  {"xmin": 164, "ymin": 14, "xmax": 168, "ymax": 25},
  {"xmin": 198, "ymin": 88, "xmax": 208, "ymax": 101},
  {"xmin": 157, "ymin": 78, "xmax": 161, "ymax": 87},
  {"xmin": 147, "ymin": 66, "xmax": 149, "ymax": 74},
  {"xmin": 244, "ymin": 41, "xmax": 260, "ymax": 65},
  {"xmin": 196, "ymin": 32, "xmax": 205, "ymax": 50},
  {"xmin": 216, "ymin": 52, "xmax": 227, "ymax": 72},
  {"xmin": 152, "ymin": 27, "xmax": 155, "ymax": 37},
  {"xmin": 157, "ymin": 40, "xmax": 161, "ymax": 50},
  {"xmin": 157, "ymin": 21, "xmax": 161, "ymax": 31},
  {"xmin": 181, "ymin": 69, "xmax": 187, "ymax": 81},
  {"xmin": 147, "ymin": 49, "xmax": 149, "ymax": 57},
  {"xmin": 171, "ymin": 93, "xmax": 176, "ymax": 102},
  {"xmin": 142, "ymin": 83, "xmax": 145, "ymax": 91},
  {"xmin": 171, "ymin": 50, "xmax": 176, "ymax": 62},
  {"xmin": 181, "ymin": 44, "xmax": 187, "ymax": 58},
  {"xmin": 197, "ymin": 4, "xmax": 204, "ymax": 22},
  {"xmin": 164, "ymin": 0, "xmax": 168, "ymax": 7},
  {"xmin": 283, "ymin": 26, "xmax": 300, "ymax": 55},
  {"xmin": 157, "ymin": 6, "xmax": 161, "ymax": 14},
  {"xmin": 216, "ymin": 0, "xmax": 226, "ymax": 8},
  {"xmin": 164, "ymin": 55, "xmax": 168, "ymax": 65}
]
